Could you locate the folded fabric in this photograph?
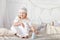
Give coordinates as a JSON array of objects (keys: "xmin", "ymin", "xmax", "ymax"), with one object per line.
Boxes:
[{"xmin": 0, "ymin": 28, "xmax": 15, "ymax": 36}]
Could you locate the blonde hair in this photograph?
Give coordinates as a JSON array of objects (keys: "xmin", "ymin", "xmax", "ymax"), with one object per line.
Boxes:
[{"xmin": 19, "ymin": 7, "xmax": 27, "ymax": 13}]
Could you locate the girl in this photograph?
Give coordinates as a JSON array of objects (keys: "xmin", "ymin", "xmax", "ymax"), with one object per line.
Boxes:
[{"xmin": 11, "ymin": 7, "xmax": 35, "ymax": 38}]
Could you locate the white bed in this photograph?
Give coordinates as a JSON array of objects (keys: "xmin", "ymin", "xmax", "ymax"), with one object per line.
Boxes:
[{"xmin": 0, "ymin": 27, "xmax": 60, "ymax": 40}]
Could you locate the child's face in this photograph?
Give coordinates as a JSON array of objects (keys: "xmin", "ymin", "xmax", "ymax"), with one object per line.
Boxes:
[{"xmin": 19, "ymin": 11, "xmax": 27, "ymax": 19}]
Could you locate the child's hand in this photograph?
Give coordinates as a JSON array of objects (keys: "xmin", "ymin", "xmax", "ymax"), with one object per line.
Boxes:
[
  {"xmin": 14, "ymin": 22, "xmax": 22, "ymax": 26},
  {"xmin": 14, "ymin": 22, "xmax": 25, "ymax": 27},
  {"xmin": 13, "ymin": 22, "xmax": 19, "ymax": 26},
  {"xmin": 16, "ymin": 22, "xmax": 25, "ymax": 27},
  {"xmin": 19, "ymin": 23, "xmax": 25, "ymax": 27}
]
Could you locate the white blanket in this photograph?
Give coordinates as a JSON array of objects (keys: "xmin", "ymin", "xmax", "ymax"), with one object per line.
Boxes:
[
  {"xmin": 47, "ymin": 25, "xmax": 60, "ymax": 34},
  {"xmin": 0, "ymin": 28, "xmax": 15, "ymax": 36}
]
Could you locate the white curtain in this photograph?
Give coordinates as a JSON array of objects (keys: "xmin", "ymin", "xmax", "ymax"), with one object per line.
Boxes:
[
  {"xmin": 0, "ymin": 0, "xmax": 6, "ymax": 28},
  {"xmin": 1, "ymin": 0, "xmax": 60, "ymax": 29}
]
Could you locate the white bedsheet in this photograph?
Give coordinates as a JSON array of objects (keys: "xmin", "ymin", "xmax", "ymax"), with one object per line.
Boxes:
[
  {"xmin": 47, "ymin": 25, "xmax": 60, "ymax": 34},
  {"xmin": 0, "ymin": 28, "xmax": 15, "ymax": 36}
]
